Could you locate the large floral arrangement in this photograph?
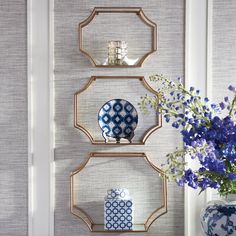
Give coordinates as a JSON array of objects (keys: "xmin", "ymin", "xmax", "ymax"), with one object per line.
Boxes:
[{"xmin": 140, "ymin": 74, "xmax": 236, "ymax": 195}]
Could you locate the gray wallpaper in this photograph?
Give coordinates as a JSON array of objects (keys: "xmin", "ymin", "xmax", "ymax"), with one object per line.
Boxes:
[
  {"xmin": 212, "ymin": 0, "xmax": 236, "ymax": 103},
  {"xmin": 211, "ymin": 1, "xmax": 236, "ymax": 202},
  {"xmin": 1, "ymin": 1, "xmax": 235, "ymax": 235},
  {"xmin": 54, "ymin": 0, "xmax": 185, "ymax": 236},
  {"xmin": 0, "ymin": 1, "xmax": 28, "ymax": 236}
]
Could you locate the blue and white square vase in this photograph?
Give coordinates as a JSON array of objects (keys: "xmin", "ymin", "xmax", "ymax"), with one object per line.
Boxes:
[{"xmin": 104, "ymin": 188, "xmax": 134, "ymax": 230}]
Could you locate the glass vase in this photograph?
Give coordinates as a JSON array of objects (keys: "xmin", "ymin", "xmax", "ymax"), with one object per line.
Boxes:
[{"xmin": 108, "ymin": 41, "xmax": 128, "ymax": 66}]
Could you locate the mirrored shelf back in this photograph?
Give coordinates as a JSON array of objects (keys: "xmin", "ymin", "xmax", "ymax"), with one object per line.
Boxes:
[
  {"xmin": 74, "ymin": 76, "xmax": 162, "ymax": 145},
  {"xmin": 78, "ymin": 7, "xmax": 158, "ymax": 67},
  {"xmin": 70, "ymin": 152, "xmax": 168, "ymax": 232}
]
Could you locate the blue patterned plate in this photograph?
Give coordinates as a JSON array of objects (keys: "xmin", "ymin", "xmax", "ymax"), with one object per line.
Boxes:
[{"xmin": 98, "ymin": 99, "xmax": 138, "ymax": 143}]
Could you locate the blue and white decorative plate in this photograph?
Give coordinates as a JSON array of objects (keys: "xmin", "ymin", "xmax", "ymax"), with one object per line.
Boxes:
[{"xmin": 98, "ymin": 99, "xmax": 138, "ymax": 143}]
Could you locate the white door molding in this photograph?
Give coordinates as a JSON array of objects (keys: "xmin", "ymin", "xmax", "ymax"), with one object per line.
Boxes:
[
  {"xmin": 185, "ymin": 0, "xmax": 213, "ymax": 235},
  {"xmin": 27, "ymin": 0, "xmax": 213, "ymax": 235},
  {"xmin": 27, "ymin": 0, "xmax": 54, "ymax": 235}
]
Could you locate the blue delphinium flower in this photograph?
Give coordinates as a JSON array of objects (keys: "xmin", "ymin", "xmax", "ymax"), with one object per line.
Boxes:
[
  {"xmin": 228, "ymin": 85, "xmax": 236, "ymax": 91},
  {"xmin": 184, "ymin": 169, "xmax": 198, "ymax": 189},
  {"xmin": 198, "ymin": 177, "xmax": 211, "ymax": 189},
  {"xmin": 228, "ymin": 173, "xmax": 236, "ymax": 180},
  {"xmin": 140, "ymin": 74, "xmax": 236, "ymax": 195}
]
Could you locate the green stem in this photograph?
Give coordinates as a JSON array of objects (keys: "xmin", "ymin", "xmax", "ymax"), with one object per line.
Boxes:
[{"xmin": 229, "ymin": 94, "xmax": 236, "ymax": 116}]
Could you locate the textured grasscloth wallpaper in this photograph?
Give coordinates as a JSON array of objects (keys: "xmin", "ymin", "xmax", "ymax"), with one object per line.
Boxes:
[
  {"xmin": 0, "ymin": 0, "xmax": 235, "ymax": 235},
  {"xmin": 211, "ymin": 1, "xmax": 236, "ymax": 201},
  {"xmin": 212, "ymin": 0, "xmax": 236, "ymax": 102},
  {"xmin": 0, "ymin": 1, "xmax": 28, "ymax": 236},
  {"xmin": 54, "ymin": 1, "xmax": 185, "ymax": 235}
]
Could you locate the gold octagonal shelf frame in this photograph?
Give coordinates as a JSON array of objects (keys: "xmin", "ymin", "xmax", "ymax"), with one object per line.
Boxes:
[
  {"xmin": 78, "ymin": 7, "xmax": 157, "ymax": 67},
  {"xmin": 70, "ymin": 152, "xmax": 168, "ymax": 233},
  {"xmin": 74, "ymin": 76, "xmax": 162, "ymax": 145}
]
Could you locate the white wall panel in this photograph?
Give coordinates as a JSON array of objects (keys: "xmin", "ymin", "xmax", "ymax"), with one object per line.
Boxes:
[{"xmin": 54, "ymin": 1, "xmax": 185, "ymax": 235}]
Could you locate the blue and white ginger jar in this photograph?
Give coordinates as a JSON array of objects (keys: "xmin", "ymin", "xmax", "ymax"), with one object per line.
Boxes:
[{"xmin": 200, "ymin": 194, "xmax": 236, "ymax": 236}]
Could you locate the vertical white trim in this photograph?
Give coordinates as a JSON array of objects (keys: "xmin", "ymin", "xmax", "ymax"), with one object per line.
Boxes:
[
  {"xmin": 28, "ymin": 0, "xmax": 54, "ymax": 235},
  {"xmin": 49, "ymin": 0, "xmax": 55, "ymax": 235},
  {"xmin": 206, "ymin": 0, "xmax": 213, "ymax": 203},
  {"xmin": 185, "ymin": 0, "xmax": 212, "ymax": 235}
]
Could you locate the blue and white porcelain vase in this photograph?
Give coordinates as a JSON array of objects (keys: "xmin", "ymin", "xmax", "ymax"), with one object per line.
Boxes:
[
  {"xmin": 104, "ymin": 188, "xmax": 134, "ymax": 230},
  {"xmin": 98, "ymin": 99, "xmax": 138, "ymax": 143},
  {"xmin": 200, "ymin": 194, "xmax": 236, "ymax": 236}
]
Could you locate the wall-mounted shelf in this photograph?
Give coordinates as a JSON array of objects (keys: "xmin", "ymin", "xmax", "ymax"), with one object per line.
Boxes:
[
  {"xmin": 78, "ymin": 7, "xmax": 157, "ymax": 67},
  {"xmin": 70, "ymin": 152, "xmax": 167, "ymax": 232},
  {"xmin": 74, "ymin": 76, "xmax": 162, "ymax": 145}
]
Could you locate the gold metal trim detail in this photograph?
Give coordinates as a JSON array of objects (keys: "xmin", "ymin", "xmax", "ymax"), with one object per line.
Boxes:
[
  {"xmin": 70, "ymin": 152, "xmax": 168, "ymax": 232},
  {"xmin": 78, "ymin": 7, "xmax": 158, "ymax": 67},
  {"xmin": 74, "ymin": 76, "xmax": 162, "ymax": 145}
]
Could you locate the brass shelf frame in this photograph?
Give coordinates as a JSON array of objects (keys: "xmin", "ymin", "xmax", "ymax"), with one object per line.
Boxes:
[
  {"xmin": 74, "ymin": 76, "xmax": 162, "ymax": 145},
  {"xmin": 70, "ymin": 152, "xmax": 168, "ymax": 233},
  {"xmin": 78, "ymin": 7, "xmax": 158, "ymax": 67}
]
